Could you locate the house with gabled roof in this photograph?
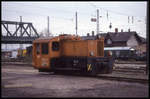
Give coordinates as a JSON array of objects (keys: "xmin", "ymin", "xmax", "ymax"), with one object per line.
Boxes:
[
  {"xmin": 98, "ymin": 29, "xmax": 146, "ymax": 54},
  {"xmin": 100, "ymin": 31, "xmax": 141, "ymax": 47},
  {"xmin": 81, "ymin": 28, "xmax": 146, "ymax": 54}
]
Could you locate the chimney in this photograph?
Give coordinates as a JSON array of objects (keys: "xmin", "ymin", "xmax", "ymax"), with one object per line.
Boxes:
[
  {"xmin": 87, "ymin": 33, "xmax": 90, "ymax": 36},
  {"xmin": 121, "ymin": 29, "xmax": 123, "ymax": 32},
  {"xmin": 92, "ymin": 31, "xmax": 94, "ymax": 36},
  {"xmin": 115, "ymin": 28, "xmax": 118, "ymax": 33},
  {"xmin": 128, "ymin": 28, "xmax": 130, "ymax": 32}
]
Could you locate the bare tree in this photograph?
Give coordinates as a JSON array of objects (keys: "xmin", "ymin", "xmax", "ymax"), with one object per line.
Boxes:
[{"xmin": 40, "ymin": 28, "xmax": 53, "ymax": 37}]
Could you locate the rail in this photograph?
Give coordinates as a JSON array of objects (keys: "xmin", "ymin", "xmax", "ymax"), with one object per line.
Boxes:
[
  {"xmin": 2, "ymin": 61, "xmax": 148, "ymax": 84},
  {"xmin": 96, "ymin": 75, "xmax": 148, "ymax": 84}
]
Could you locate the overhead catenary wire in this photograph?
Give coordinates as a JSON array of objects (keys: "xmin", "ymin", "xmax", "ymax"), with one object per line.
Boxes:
[
  {"xmin": 3, "ymin": 2, "xmax": 146, "ymax": 24},
  {"xmin": 2, "ymin": 2, "xmax": 146, "ymax": 37},
  {"xmin": 88, "ymin": 2, "xmax": 146, "ymax": 28},
  {"xmin": 88, "ymin": 2, "xmax": 146, "ymax": 31},
  {"xmin": 88, "ymin": 2, "xmax": 146, "ymax": 18}
]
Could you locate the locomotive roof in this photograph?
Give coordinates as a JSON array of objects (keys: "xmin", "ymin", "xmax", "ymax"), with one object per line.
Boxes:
[
  {"xmin": 33, "ymin": 36, "xmax": 55, "ymax": 43},
  {"xmin": 33, "ymin": 35, "xmax": 81, "ymax": 43}
]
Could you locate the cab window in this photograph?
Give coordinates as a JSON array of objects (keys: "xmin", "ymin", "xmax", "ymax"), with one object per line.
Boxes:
[
  {"xmin": 42, "ymin": 43, "xmax": 49, "ymax": 54},
  {"xmin": 52, "ymin": 42, "xmax": 59, "ymax": 51},
  {"xmin": 36, "ymin": 43, "xmax": 40, "ymax": 54}
]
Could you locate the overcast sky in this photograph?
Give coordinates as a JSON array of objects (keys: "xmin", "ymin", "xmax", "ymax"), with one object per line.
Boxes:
[{"xmin": 1, "ymin": 1, "xmax": 147, "ymax": 50}]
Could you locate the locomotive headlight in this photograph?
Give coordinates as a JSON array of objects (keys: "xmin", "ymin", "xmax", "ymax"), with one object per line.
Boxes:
[{"xmin": 90, "ymin": 51, "xmax": 94, "ymax": 56}]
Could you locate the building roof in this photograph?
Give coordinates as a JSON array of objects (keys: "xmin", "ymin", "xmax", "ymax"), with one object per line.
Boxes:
[
  {"xmin": 81, "ymin": 36, "xmax": 97, "ymax": 40},
  {"xmin": 97, "ymin": 33, "xmax": 107, "ymax": 38},
  {"xmin": 76, "ymin": 31, "xmax": 146, "ymax": 44},
  {"xmin": 99, "ymin": 31, "xmax": 146, "ymax": 44},
  {"xmin": 106, "ymin": 32, "xmax": 137, "ymax": 42},
  {"xmin": 138, "ymin": 36, "xmax": 146, "ymax": 43}
]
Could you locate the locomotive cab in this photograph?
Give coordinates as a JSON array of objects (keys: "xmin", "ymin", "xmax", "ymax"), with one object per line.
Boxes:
[
  {"xmin": 32, "ymin": 36, "xmax": 61, "ymax": 70},
  {"xmin": 32, "ymin": 34, "xmax": 114, "ymax": 75}
]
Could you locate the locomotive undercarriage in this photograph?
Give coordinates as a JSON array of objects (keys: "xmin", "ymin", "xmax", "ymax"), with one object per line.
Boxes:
[{"xmin": 38, "ymin": 56, "xmax": 114, "ymax": 75}]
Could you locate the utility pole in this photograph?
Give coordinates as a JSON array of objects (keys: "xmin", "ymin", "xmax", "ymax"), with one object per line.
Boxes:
[
  {"xmin": 146, "ymin": 4, "xmax": 148, "ymax": 75},
  {"xmin": 75, "ymin": 12, "xmax": 78, "ymax": 35},
  {"xmin": 20, "ymin": 16, "xmax": 23, "ymax": 50},
  {"xmin": 20, "ymin": 16, "xmax": 22, "ymax": 36},
  {"xmin": 47, "ymin": 16, "xmax": 49, "ymax": 36},
  {"xmin": 97, "ymin": 9, "xmax": 99, "ymax": 35}
]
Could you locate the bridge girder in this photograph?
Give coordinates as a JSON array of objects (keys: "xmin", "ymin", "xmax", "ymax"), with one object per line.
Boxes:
[
  {"xmin": 1, "ymin": 21, "xmax": 40, "ymax": 44},
  {"xmin": 1, "ymin": 36, "xmax": 38, "ymax": 44}
]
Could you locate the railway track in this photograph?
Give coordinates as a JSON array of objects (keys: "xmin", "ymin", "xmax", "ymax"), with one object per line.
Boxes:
[
  {"xmin": 2, "ymin": 61, "xmax": 148, "ymax": 84},
  {"xmin": 51, "ymin": 71, "xmax": 148, "ymax": 84},
  {"xmin": 2, "ymin": 62, "xmax": 32, "ymax": 66},
  {"xmin": 55, "ymin": 73, "xmax": 149, "ymax": 84},
  {"xmin": 96, "ymin": 75, "xmax": 148, "ymax": 84},
  {"xmin": 3, "ymin": 62, "xmax": 146, "ymax": 74},
  {"xmin": 115, "ymin": 61, "xmax": 146, "ymax": 65},
  {"xmin": 113, "ymin": 68, "xmax": 146, "ymax": 74}
]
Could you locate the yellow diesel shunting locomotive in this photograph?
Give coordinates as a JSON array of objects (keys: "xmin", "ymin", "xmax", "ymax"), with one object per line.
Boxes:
[{"xmin": 32, "ymin": 34, "xmax": 114, "ymax": 75}]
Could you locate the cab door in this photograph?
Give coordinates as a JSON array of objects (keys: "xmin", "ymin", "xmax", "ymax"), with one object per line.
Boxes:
[
  {"xmin": 33, "ymin": 43, "xmax": 41, "ymax": 68},
  {"xmin": 40, "ymin": 43, "xmax": 50, "ymax": 68}
]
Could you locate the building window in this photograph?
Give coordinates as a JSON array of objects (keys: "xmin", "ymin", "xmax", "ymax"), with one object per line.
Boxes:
[
  {"xmin": 52, "ymin": 42, "xmax": 59, "ymax": 51},
  {"xmin": 36, "ymin": 43, "xmax": 40, "ymax": 54},
  {"xmin": 42, "ymin": 43, "xmax": 49, "ymax": 54},
  {"xmin": 116, "ymin": 51, "xmax": 120, "ymax": 57},
  {"xmin": 107, "ymin": 39, "xmax": 112, "ymax": 44}
]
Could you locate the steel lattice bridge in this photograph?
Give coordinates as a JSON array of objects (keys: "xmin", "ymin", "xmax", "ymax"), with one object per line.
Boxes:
[{"xmin": 1, "ymin": 21, "xmax": 40, "ymax": 44}]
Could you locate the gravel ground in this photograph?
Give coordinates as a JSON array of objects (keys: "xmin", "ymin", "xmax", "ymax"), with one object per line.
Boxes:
[{"xmin": 1, "ymin": 65, "xmax": 149, "ymax": 98}]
